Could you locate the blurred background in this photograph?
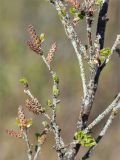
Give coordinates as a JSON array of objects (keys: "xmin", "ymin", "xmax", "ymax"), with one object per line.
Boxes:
[{"xmin": 0, "ymin": 0, "xmax": 120, "ymax": 159}]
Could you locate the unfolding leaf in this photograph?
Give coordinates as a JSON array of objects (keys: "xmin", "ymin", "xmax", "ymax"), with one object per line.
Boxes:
[
  {"xmin": 61, "ymin": 6, "xmax": 66, "ymax": 16},
  {"xmin": 19, "ymin": 77, "xmax": 28, "ymax": 87},
  {"xmin": 42, "ymin": 121, "xmax": 48, "ymax": 128},
  {"xmin": 69, "ymin": 8, "xmax": 76, "ymax": 14},
  {"xmin": 100, "ymin": 48, "xmax": 111, "ymax": 57},
  {"xmin": 47, "ymin": 99, "xmax": 53, "ymax": 107},
  {"xmin": 26, "ymin": 119, "xmax": 33, "ymax": 128},
  {"xmin": 75, "ymin": 131, "xmax": 96, "ymax": 147},
  {"xmin": 53, "ymin": 86, "xmax": 60, "ymax": 97},
  {"xmin": 95, "ymin": 0, "xmax": 103, "ymax": 6},
  {"xmin": 40, "ymin": 33, "xmax": 45, "ymax": 43},
  {"xmin": 53, "ymin": 73, "xmax": 59, "ymax": 83}
]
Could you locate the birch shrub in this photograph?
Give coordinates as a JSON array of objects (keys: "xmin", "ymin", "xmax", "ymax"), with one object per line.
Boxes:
[{"xmin": 7, "ymin": 0, "xmax": 120, "ymax": 160}]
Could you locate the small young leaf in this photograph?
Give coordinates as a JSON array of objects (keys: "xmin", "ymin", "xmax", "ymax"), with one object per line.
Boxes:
[
  {"xmin": 99, "ymin": 56, "xmax": 105, "ymax": 62},
  {"xmin": 47, "ymin": 99, "xmax": 53, "ymax": 107},
  {"xmin": 26, "ymin": 119, "xmax": 33, "ymax": 128},
  {"xmin": 100, "ymin": 48, "xmax": 111, "ymax": 57},
  {"xmin": 85, "ymin": 138, "xmax": 96, "ymax": 147},
  {"xmin": 75, "ymin": 131, "xmax": 96, "ymax": 147},
  {"xmin": 58, "ymin": 12, "xmax": 62, "ymax": 17},
  {"xmin": 69, "ymin": 8, "xmax": 76, "ymax": 14},
  {"xmin": 40, "ymin": 33, "xmax": 45, "ymax": 43},
  {"xmin": 19, "ymin": 77, "xmax": 28, "ymax": 87},
  {"xmin": 53, "ymin": 86, "xmax": 60, "ymax": 97},
  {"xmin": 95, "ymin": 0, "xmax": 103, "ymax": 6},
  {"xmin": 53, "ymin": 73, "xmax": 59, "ymax": 83},
  {"xmin": 61, "ymin": 7, "xmax": 66, "ymax": 16}
]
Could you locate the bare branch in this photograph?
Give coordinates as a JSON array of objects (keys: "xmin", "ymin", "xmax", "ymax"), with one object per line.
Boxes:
[
  {"xmin": 33, "ymin": 145, "xmax": 41, "ymax": 160},
  {"xmin": 84, "ymin": 92, "xmax": 120, "ymax": 133},
  {"xmin": 96, "ymin": 0, "xmax": 109, "ymax": 49}
]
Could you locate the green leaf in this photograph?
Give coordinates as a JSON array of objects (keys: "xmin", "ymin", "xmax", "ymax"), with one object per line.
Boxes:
[
  {"xmin": 84, "ymin": 135, "xmax": 96, "ymax": 147},
  {"xmin": 58, "ymin": 12, "xmax": 62, "ymax": 17},
  {"xmin": 75, "ymin": 131, "xmax": 96, "ymax": 147},
  {"xmin": 100, "ymin": 48, "xmax": 111, "ymax": 57},
  {"xmin": 61, "ymin": 7, "xmax": 66, "ymax": 16},
  {"xmin": 95, "ymin": 0, "xmax": 103, "ymax": 6},
  {"xmin": 53, "ymin": 73, "xmax": 59, "ymax": 83},
  {"xmin": 85, "ymin": 139, "xmax": 96, "ymax": 147},
  {"xmin": 69, "ymin": 8, "xmax": 76, "ymax": 14},
  {"xmin": 47, "ymin": 99, "xmax": 53, "ymax": 107},
  {"xmin": 99, "ymin": 56, "xmax": 105, "ymax": 62},
  {"xmin": 19, "ymin": 77, "xmax": 28, "ymax": 87},
  {"xmin": 75, "ymin": 131, "xmax": 85, "ymax": 140},
  {"xmin": 40, "ymin": 33, "xmax": 45, "ymax": 43},
  {"xmin": 53, "ymin": 86, "xmax": 60, "ymax": 97},
  {"xmin": 26, "ymin": 119, "xmax": 33, "ymax": 128}
]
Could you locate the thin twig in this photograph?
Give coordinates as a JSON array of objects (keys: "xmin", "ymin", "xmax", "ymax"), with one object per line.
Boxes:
[
  {"xmin": 84, "ymin": 93, "xmax": 120, "ymax": 133},
  {"xmin": 33, "ymin": 145, "xmax": 41, "ymax": 160},
  {"xmin": 105, "ymin": 34, "xmax": 120, "ymax": 64},
  {"xmin": 23, "ymin": 129, "xmax": 33, "ymax": 160},
  {"xmin": 41, "ymin": 53, "xmax": 65, "ymax": 157}
]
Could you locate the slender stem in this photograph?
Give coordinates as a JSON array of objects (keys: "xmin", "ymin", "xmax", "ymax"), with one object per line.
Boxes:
[
  {"xmin": 84, "ymin": 93, "xmax": 120, "ymax": 133},
  {"xmin": 41, "ymin": 54, "xmax": 65, "ymax": 157},
  {"xmin": 71, "ymin": 40, "xmax": 88, "ymax": 98},
  {"xmin": 33, "ymin": 145, "xmax": 41, "ymax": 160},
  {"xmin": 105, "ymin": 34, "xmax": 120, "ymax": 64},
  {"xmin": 23, "ymin": 129, "xmax": 33, "ymax": 160}
]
